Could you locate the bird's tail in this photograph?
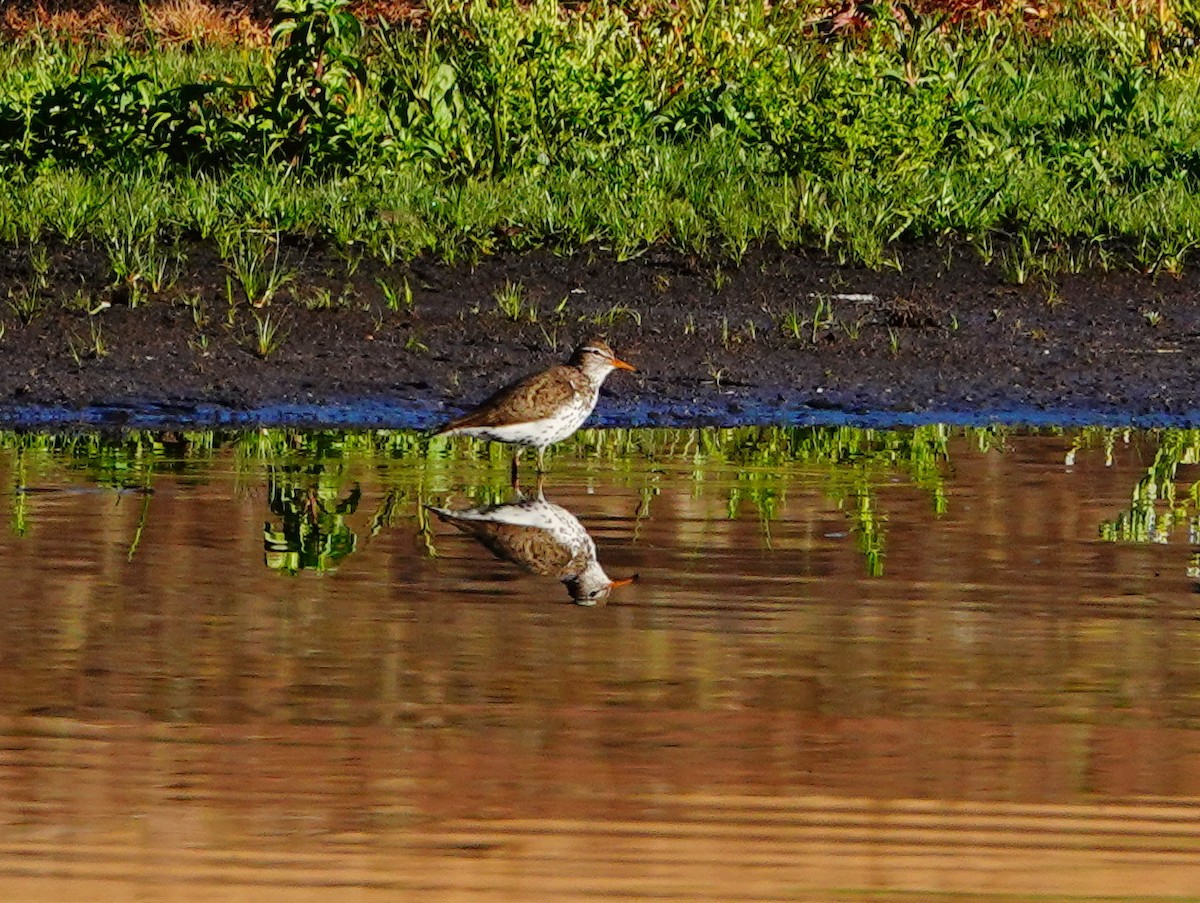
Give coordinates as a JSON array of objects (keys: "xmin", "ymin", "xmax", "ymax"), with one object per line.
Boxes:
[{"xmin": 424, "ymin": 418, "xmax": 456, "ymax": 440}]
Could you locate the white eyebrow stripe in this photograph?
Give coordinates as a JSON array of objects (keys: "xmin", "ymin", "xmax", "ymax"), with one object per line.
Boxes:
[{"xmin": 580, "ymin": 346, "xmax": 610, "ymax": 356}]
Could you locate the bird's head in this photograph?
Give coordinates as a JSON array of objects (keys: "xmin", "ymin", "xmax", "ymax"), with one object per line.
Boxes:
[
  {"xmin": 570, "ymin": 339, "xmax": 637, "ymax": 380},
  {"xmin": 564, "ymin": 562, "xmax": 638, "ymax": 606}
]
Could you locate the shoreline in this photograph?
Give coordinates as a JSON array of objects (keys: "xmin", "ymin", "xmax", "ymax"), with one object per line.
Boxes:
[
  {"xmin": 2, "ymin": 242, "xmax": 1200, "ymax": 431},
  {"xmin": 4, "ymin": 398, "xmax": 1200, "ymax": 431}
]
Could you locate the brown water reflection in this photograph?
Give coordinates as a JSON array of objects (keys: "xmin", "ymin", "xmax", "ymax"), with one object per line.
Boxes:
[{"xmin": 0, "ymin": 427, "xmax": 1198, "ymax": 901}]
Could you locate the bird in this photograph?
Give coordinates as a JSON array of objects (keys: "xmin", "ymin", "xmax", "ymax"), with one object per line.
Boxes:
[
  {"xmin": 427, "ymin": 484, "xmax": 637, "ymax": 605},
  {"xmin": 432, "ymin": 338, "xmax": 636, "ymax": 485}
]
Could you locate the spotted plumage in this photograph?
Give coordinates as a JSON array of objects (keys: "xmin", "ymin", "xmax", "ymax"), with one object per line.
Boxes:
[
  {"xmin": 433, "ymin": 339, "xmax": 636, "ymax": 482},
  {"xmin": 428, "ymin": 487, "xmax": 636, "ymax": 605}
]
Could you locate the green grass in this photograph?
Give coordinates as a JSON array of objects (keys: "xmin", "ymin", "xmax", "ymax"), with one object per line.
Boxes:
[
  {"xmin": 7, "ymin": 424, "xmax": 1200, "ymax": 575},
  {"xmin": 8, "ymin": 422, "xmax": 1200, "ymax": 577},
  {"xmin": 0, "ymin": 423, "xmax": 994, "ymax": 577},
  {"xmin": 2, "ymin": 0, "xmax": 1200, "ymax": 298},
  {"xmin": 0, "ymin": 424, "xmax": 955, "ymax": 567}
]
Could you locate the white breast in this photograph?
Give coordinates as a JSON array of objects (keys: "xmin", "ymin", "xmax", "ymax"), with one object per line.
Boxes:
[
  {"xmin": 457, "ymin": 395, "xmax": 596, "ymax": 448},
  {"xmin": 437, "ymin": 498, "xmax": 594, "ymax": 553}
]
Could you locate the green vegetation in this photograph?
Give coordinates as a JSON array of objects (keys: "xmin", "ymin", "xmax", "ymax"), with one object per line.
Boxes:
[
  {"xmin": 1090, "ymin": 427, "xmax": 1200, "ymax": 543},
  {"xmin": 2, "ymin": 0, "xmax": 1200, "ymax": 305},
  {"xmin": 8, "ymin": 424, "xmax": 1200, "ymax": 577},
  {"xmin": 0, "ymin": 424, "xmax": 962, "ymax": 574},
  {"xmin": 264, "ymin": 465, "xmax": 362, "ymax": 572}
]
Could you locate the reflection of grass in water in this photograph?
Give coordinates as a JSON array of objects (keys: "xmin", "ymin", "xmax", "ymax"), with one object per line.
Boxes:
[
  {"xmin": 1083, "ymin": 427, "xmax": 1200, "ymax": 545},
  {"xmin": 1, "ymin": 430, "xmax": 217, "ymax": 490},
  {"xmin": 263, "ymin": 466, "xmax": 362, "ymax": 574},
  {"xmin": 584, "ymin": 425, "xmax": 956, "ymax": 575},
  {"xmin": 0, "ymin": 425, "xmax": 966, "ymax": 575}
]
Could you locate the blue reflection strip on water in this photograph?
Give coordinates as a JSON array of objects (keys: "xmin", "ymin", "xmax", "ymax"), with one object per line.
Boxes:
[{"xmin": 2, "ymin": 399, "xmax": 1200, "ymax": 430}]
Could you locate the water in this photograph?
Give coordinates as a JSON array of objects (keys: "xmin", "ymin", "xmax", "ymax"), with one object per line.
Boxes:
[{"xmin": 0, "ymin": 426, "xmax": 1198, "ymax": 902}]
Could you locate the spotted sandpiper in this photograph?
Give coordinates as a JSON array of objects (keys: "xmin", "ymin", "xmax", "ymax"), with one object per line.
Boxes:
[
  {"xmin": 428, "ymin": 485, "xmax": 637, "ymax": 605},
  {"xmin": 432, "ymin": 339, "xmax": 636, "ymax": 483}
]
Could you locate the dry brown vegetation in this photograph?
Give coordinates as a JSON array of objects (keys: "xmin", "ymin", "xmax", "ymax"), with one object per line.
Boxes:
[
  {"xmin": 2, "ymin": 0, "xmax": 261, "ymax": 43},
  {"xmin": 0, "ymin": 0, "xmax": 423, "ymax": 42},
  {"xmin": 0, "ymin": 0, "xmax": 1171, "ymax": 43}
]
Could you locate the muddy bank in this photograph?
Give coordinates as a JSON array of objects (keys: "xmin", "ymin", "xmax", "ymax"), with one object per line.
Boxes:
[{"xmin": 2, "ymin": 242, "xmax": 1200, "ymax": 429}]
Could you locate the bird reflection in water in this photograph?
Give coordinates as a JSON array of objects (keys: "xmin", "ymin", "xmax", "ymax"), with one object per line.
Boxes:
[{"xmin": 428, "ymin": 483, "xmax": 637, "ymax": 605}]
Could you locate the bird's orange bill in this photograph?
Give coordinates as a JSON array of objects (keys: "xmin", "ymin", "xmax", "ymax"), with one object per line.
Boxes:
[
  {"xmin": 611, "ymin": 357, "xmax": 637, "ymax": 372},
  {"xmin": 610, "ymin": 575, "xmax": 639, "ymax": 588}
]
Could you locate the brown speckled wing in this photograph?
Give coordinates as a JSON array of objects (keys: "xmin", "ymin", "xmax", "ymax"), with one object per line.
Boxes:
[
  {"xmin": 441, "ymin": 365, "xmax": 586, "ymax": 430},
  {"xmin": 488, "ymin": 524, "xmax": 578, "ymax": 577},
  {"xmin": 449, "ymin": 520, "xmax": 576, "ymax": 577}
]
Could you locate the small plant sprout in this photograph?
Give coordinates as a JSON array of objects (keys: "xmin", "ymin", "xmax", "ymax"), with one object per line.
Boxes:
[
  {"xmin": 781, "ymin": 308, "xmax": 804, "ymax": 341},
  {"xmin": 1142, "ymin": 308, "xmax": 1163, "ymax": 327},
  {"xmin": 128, "ymin": 282, "xmax": 149, "ymax": 309},
  {"xmin": 65, "ymin": 289, "xmax": 92, "ymax": 313},
  {"xmin": 225, "ymin": 274, "xmax": 238, "ymax": 326},
  {"xmin": 378, "ymin": 279, "xmax": 399, "ymax": 311},
  {"xmin": 253, "ymin": 312, "xmax": 286, "ymax": 359},
  {"xmin": 339, "ymin": 248, "xmax": 364, "ymax": 277},
  {"xmin": 104, "ymin": 227, "xmax": 162, "ymax": 306},
  {"xmin": 378, "ymin": 276, "xmax": 414, "ymax": 312},
  {"xmin": 7, "ymin": 287, "xmax": 43, "ymax": 325},
  {"xmin": 66, "ymin": 321, "xmax": 108, "ymax": 365},
  {"xmin": 1002, "ymin": 235, "xmax": 1034, "ymax": 286},
  {"xmin": 974, "ymin": 235, "xmax": 995, "ymax": 266},
  {"xmin": 810, "ymin": 295, "xmax": 834, "ymax": 343},
  {"xmin": 589, "ymin": 304, "xmax": 641, "ymax": 327},
  {"xmin": 229, "ymin": 233, "xmax": 294, "ymax": 308},
  {"xmin": 494, "ymin": 280, "xmax": 531, "ymax": 322},
  {"xmin": 304, "ymin": 287, "xmax": 334, "ymax": 310},
  {"xmin": 29, "ymin": 244, "xmax": 50, "ymax": 291},
  {"xmin": 705, "ymin": 359, "xmax": 726, "ymax": 387},
  {"xmin": 89, "ymin": 321, "xmax": 108, "ymax": 358},
  {"xmin": 887, "ymin": 327, "xmax": 901, "ymax": 356},
  {"xmin": 146, "ymin": 251, "xmax": 176, "ymax": 294},
  {"xmin": 182, "ymin": 293, "xmax": 206, "ymax": 328}
]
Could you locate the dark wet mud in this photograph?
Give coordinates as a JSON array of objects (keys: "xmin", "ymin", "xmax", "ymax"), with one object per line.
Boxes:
[{"xmin": 4, "ymin": 241, "xmax": 1200, "ymax": 427}]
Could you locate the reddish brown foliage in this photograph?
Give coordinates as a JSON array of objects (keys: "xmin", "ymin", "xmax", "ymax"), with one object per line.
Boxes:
[
  {"xmin": 0, "ymin": 0, "xmax": 1154, "ymax": 43},
  {"xmin": 0, "ymin": 0, "xmax": 425, "ymax": 42}
]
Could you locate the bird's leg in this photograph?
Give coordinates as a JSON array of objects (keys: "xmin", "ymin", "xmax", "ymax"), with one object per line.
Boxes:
[
  {"xmin": 510, "ymin": 449, "xmax": 522, "ymax": 489},
  {"xmin": 536, "ymin": 446, "xmax": 547, "ymax": 473}
]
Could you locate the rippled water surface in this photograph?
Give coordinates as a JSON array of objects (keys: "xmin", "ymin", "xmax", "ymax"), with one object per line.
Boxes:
[{"xmin": 1, "ymin": 426, "xmax": 1199, "ymax": 902}]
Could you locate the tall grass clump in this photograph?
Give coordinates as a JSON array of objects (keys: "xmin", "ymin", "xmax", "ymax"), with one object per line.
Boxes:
[
  {"xmin": 0, "ymin": 0, "xmax": 375, "ymax": 171},
  {"xmin": 4, "ymin": 0, "xmax": 1200, "ymax": 272}
]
